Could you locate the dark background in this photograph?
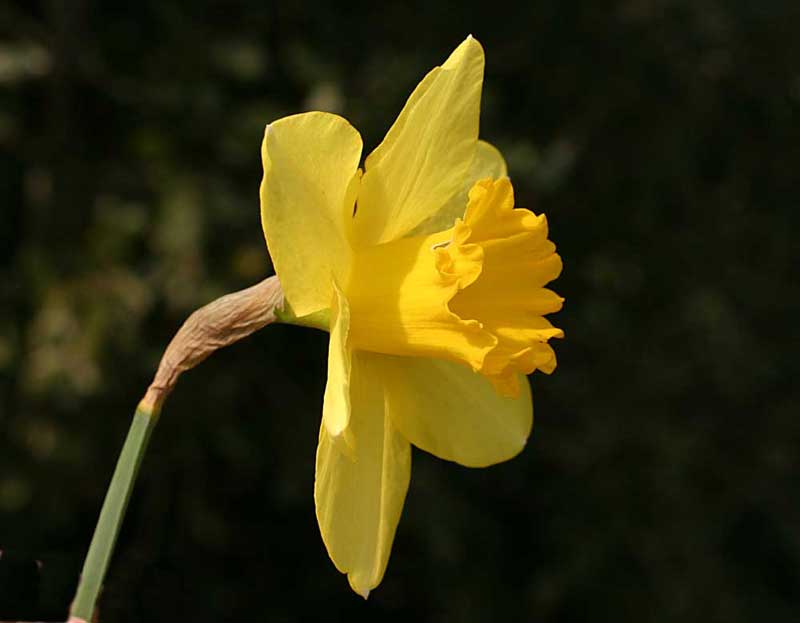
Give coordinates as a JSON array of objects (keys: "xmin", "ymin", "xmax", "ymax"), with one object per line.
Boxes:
[{"xmin": 1, "ymin": 1, "xmax": 798, "ymax": 621}]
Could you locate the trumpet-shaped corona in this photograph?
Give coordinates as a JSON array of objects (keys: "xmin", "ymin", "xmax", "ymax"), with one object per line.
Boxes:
[{"xmin": 347, "ymin": 178, "xmax": 563, "ymax": 397}]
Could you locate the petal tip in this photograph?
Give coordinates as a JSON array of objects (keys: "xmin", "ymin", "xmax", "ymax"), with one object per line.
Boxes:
[
  {"xmin": 463, "ymin": 33, "xmax": 481, "ymax": 48},
  {"xmin": 262, "ymin": 123, "xmax": 275, "ymax": 148},
  {"xmin": 348, "ymin": 575, "xmax": 371, "ymax": 599},
  {"xmin": 444, "ymin": 34, "xmax": 485, "ymax": 71}
]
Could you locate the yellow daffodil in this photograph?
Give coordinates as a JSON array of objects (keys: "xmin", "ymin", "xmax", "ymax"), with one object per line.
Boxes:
[{"xmin": 259, "ymin": 36, "xmax": 563, "ymax": 597}]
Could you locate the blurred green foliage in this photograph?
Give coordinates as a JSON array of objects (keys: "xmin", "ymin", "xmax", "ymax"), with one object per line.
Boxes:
[{"xmin": 1, "ymin": 1, "xmax": 799, "ymax": 621}]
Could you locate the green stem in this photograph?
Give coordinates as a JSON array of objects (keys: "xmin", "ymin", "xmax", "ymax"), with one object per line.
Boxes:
[{"xmin": 70, "ymin": 403, "xmax": 160, "ymax": 621}]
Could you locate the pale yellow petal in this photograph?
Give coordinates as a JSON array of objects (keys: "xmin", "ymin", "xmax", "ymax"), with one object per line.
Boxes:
[
  {"xmin": 411, "ymin": 139, "xmax": 508, "ymax": 236},
  {"xmin": 260, "ymin": 112, "xmax": 362, "ymax": 316},
  {"xmin": 473, "ymin": 139, "xmax": 508, "ymax": 178},
  {"xmin": 372, "ymin": 355, "xmax": 533, "ymax": 468},
  {"xmin": 315, "ymin": 351, "xmax": 411, "ymax": 598},
  {"xmin": 354, "ymin": 36, "xmax": 484, "ymax": 245},
  {"xmin": 321, "ymin": 280, "xmax": 351, "ymax": 438}
]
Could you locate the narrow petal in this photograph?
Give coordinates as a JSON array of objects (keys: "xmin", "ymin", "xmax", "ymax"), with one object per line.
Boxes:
[
  {"xmin": 411, "ymin": 139, "xmax": 508, "ymax": 236},
  {"xmin": 315, "ymin": 351, "xmax": 411, "ymax": 598},
  {"xmin": 372, "ymin": 354, "xmax": 533, "ymax": 468},
  {"xmin": 354, "ymin": 36, "xmax": 484, "ymax": 245},
  {"xmin": 321, "ymin": 280, "xmax": 351, "ymax": 438},
  {"xmin": 260, "ymin": 112, "xmax": 362, "ymax": 316}
]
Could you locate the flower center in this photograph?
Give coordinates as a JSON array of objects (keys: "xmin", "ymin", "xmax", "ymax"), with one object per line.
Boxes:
[{"xmin": 346, "ymin": 178, "xmax": 563, "ymax": 397}]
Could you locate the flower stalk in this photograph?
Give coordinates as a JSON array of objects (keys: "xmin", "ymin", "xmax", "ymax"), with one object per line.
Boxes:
[
  {"xmin": 69, "ymin": 402, "xmax": 159, "ymax": 622},
  {"xmin": 69, "ymin": 276, "xmax": 284, "ymax": 622}
]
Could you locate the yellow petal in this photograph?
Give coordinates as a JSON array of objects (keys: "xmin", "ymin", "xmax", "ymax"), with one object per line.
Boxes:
[
  {"xmin": 354, "ymin": 36, "xmax": 484, "ymax": 245},
  {"xmin": 321, "ymin": 280, "xmax": 351, "ymax": 438},
  {"xmin": 473, "ymin": 139, "xmax": 508, "ymax": 178},
  {"xmin": 411, "ymin": 139, "xmax": 508, "ymax": 236},
  {"xmin": 314, "ymin": 350, "xmax": 411, "ymax": 598},
  {"xmin": 260, "ymin": 112, "xmax": 362, "ymax": 316},
  {"xmin": 372, "ymin": 354, "xmax": 533, "ymax": 468}
]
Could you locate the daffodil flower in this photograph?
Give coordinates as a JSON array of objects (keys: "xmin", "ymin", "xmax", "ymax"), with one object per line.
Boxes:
[{"xmin": 259, "ymin": 36, "xmax": 563, "ymax": 597}]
